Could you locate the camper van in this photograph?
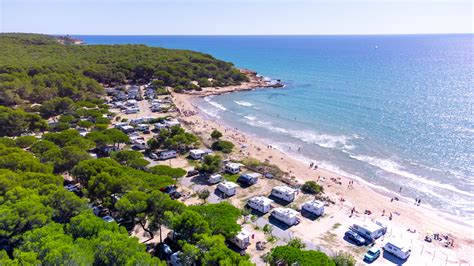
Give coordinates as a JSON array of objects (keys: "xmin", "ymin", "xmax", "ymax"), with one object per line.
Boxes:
[
  {"xmin": 158, "ymin": 150, "xmax": 177, "ymax": 160},
  {"xmin": 230, "ymin": 230, "xmax": 251, "ymax": 250},
  {"xmin": 237, "ymin": 173, "xmax": 260, "ymax": 186},
  {"xmin": 189, "ymin": 149, "xmax": 212, "ymax": 160},
  {"xmin": 351, "ymin": 222, "xmax": 386, "ymax": 242},
  {"xmin": 217, "ymin": 182, "xmax": 238, "ymax": 197},
  {"xmin": 271, "ymin": 186, "xmax": 298, "ymax": 202},
  {"xmin": 271, "ymin": 207, "xmax": 300, "ymax": 226},
  {"xmin": 208, "ymin": 174, "xmax": 223, "ymax": 184},
  {"xmin": 301, "ymin": 200, "xmax": 325, "ymax": 216},
  {"xmin": 384, "ymin": 238, "xmax": 411, "ymax": 260},
  {"xmin": 247, "ymin": 196, "xmax": 273, "ymax": 214},
  {"xmin": 224, "ymin": 163, "xmax": 241, "ymax": 174},
  {"xmin": 124, "ymin": 107, "xmax": 139, "ymax": 114},
  {"xmin": 164, "ymin": 119, "xmax": 180, "ymax": 128},
  {"xmin": 136, "ymin": 124, "xmax": 149, "ymax": 131}
]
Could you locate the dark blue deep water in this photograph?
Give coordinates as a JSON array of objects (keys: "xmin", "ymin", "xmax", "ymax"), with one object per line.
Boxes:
[{"xmin": 77, "ymin": 35, "xmax": 474, "ymax": 221}]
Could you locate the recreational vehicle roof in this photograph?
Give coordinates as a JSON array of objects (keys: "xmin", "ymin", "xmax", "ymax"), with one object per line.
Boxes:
[
  {"xmin": 354, "ymin": 222, "xmax": 383, "ymax": 233},
  {"xmin": 250, "ymin": 196, "xmax": 274, "ymax": 205},
  {"xmin": 272, "ymin": 185, "xmax": 297, "ymax": 194},
  {"xmin": 220, "ymin": 182, "xmax": 239, "ymax": 189},
  {"xmin": 273, "ymin": 207, "xmax": 298, "ymax": 217}
]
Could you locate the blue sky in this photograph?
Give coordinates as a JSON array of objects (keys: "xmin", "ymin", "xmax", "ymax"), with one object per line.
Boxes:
[{"xmin": 1, "ymin": 0, "xmax": 472, "ymax": 35}]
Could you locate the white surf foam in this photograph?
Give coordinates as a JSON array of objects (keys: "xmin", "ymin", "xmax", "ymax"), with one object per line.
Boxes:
[
  {"xmin": 246, "ymin": 120, "xmax": 356, "ymax": 151},
  {"xmin": 234, "ymin": 100, "xmax": 253, "ymax": 107},
  {"xmin": 244, "ymin": 115, "xmax": 257, "ymax": 121},
  {"xmin": 204, "ymin": 96, "xmax": 227, "ymax": 111},
  {"xmin": 349, "ymin": 154, "xmax": 474, "ymax": 197}
]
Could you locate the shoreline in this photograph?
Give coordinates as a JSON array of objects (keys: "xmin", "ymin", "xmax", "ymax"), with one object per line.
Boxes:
[{"xmin": 172, "ymin": 71, "xmax": 474, "ymax": 264}]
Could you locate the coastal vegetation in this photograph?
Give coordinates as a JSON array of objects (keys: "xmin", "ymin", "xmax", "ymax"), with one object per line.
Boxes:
[
  {"xmin": 0, "ymin": 33, "xmax": 344, "ymax": 265},
  {"xmin": 0, "ymin": 33, "xmax": 248, "ymax": 107}
]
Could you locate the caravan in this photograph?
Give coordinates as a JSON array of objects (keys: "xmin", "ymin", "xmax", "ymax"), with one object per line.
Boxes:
[
  {"xmin": 351, "ymin": 222, "xmax": 386, "ymax": 242},
  {"xmin": 217, "ymin": 181, "xmax": 238, "ymax": 197},
  {"xmin": 158, "ymin": 150, "xmax": 177, "ymax": 160},
  {"xmin": 384, "ymin": 238, "xmax": 411, "ymax": 260},
  {"xmin": 271, "ymin": 186, "xmax": 298, "ymax": 202},
  {"xmin": 247, "ymin": 196, "xmax": 273, "ymax": 214},
  {"xmin": 271, "ymin": 207, "xmax": 300, "ymax": 226},
  {"xmin": 230, "ymin": 230, "xmax": 251, "ymax": 250},
  {"xmin": 224, "ymin": 162, "xmax": 241, "ymax": 174},
  {"xmin": 208, "ymin": 174, "xmax": 223, "ymax": 184},
  {"xmin": 189, "ymin": 149, "xmax": 212, "ymax": 160},
  {"xmin": 301, "ymin": 200, "xmax": 324, "ymax": 216}
]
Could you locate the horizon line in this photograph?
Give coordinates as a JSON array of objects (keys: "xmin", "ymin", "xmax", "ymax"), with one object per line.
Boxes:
[{"xmin": 2, "ymin": 32, "xmax": 473, "ymax": 37}]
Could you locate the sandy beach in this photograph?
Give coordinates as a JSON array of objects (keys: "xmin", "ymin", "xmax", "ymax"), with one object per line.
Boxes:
[{"xmin": 170, "ymin": 72, "xmax": 474, "ymax": 265}]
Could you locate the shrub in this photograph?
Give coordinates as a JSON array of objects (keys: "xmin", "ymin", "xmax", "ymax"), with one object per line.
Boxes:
[
  {"xmin": 210, "ymin": 129, "xmax": 222, "ymax": 139},
  {"xmin": 302, "ymin": 181, "xmax": 323, "ymax": 195},
  {"xmin": 211, "ymin": 140, "xmax": 234, "ymax": 154}
]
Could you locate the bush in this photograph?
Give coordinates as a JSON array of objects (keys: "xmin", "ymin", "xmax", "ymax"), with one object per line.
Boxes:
[
  {"xmin": 15, "ymin": 136, "xmax": 38, "ymax": 148},
  {"xmin": 332, "ymin": 251, "xmax": 356, "ymax": 266},
  {"xmin": 302, "ymin": 181, "xmax": 323, "ymax": 195},
  {"xmin": 210, "ymin": 129, "xmax": 222, "ymax": 139},
  {"xmin": 211, "ymin": 140, "xmax": 234, "ymax": 154}
]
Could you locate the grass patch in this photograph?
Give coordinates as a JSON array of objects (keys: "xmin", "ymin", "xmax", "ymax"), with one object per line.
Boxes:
[
  {"xmin": 223, "ymin": 173, "xmax": 240, "ymax": 183},
  {"xmin": 320, "ymin": 231, "xmax": 338, "ymax": 244}
]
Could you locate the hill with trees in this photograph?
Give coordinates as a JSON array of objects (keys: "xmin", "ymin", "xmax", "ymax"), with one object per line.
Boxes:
[{"xmin": 0, "ymin": 33, "xmax": 248, "ymax": 107}]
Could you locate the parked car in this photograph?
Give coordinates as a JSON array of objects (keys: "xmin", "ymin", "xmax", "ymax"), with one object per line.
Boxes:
[
  {"xmin": 161, "ymin": 185, "xmax": 182, "ymax": 199},
  {"xmin": 186, "ymin": 169, "xmax": 199, "ymax": 177},
  {"xmin": 156, "ymin": 243, "xmax": 173, "ymax": 260},
  {"xmin": 345, "ymin": 230, "xmax": 366, "ymax": 245},
  {"xmin": 148, "ymin": 152, "xmax": 158, "ymax": 160},
  {"xmin": 102, "ymin": 215, "xmax": 115, "ymax": 223},
  {"xmin": 364, "ymin": 246, "xmax": 381, "ymax": 262}
]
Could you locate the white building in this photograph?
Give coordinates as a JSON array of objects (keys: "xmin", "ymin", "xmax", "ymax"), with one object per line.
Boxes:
[
  {"xmin": 208, "ymin": 174, "xmax": 223, "ymax": 184},
  {"xmin": 271, "ymin": 207, "xmax": 299, "ymax": 226},
  {"xmin": 158, "ymin": 150, "xmax": 177, "ymax": 160},
  {"xmin": 224, "ymin": 162, "xmax": 241, "ymax": 174},
  {"xmin": 301, "ymin": 200, "xmax": 325, "ymax": 216},
  {"xmin": 230, "ymin": 230, "xmax": 251, "ymax": 250},
  {"xmin": 217, "ymin": 181, "xmax": 238, "ymax": 197},
  {"xmin": 384, "ymin": 238, "xmax": 411, "ymax": 260},
  {"xmin": 247, "ymin": 196, "xmax": 273, "ymax": 214},
  {"xmin": 271, "ymin": 186, "xmax": 298, "ymax": 202}
]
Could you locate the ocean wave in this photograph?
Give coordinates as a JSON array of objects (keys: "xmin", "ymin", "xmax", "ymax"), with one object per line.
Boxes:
[
  {"xmin": 244, "ymin": 115, "xmax": 257, "ymax": 121},
  {"xmin": 197, "ymin": 106, "xmax": 220, "ymax": 118},
  {"xmin": 246, "ymin": 120, "xmax": 356, "ymax": 151},
  {"xmin": 204, "ymin": 96, "xmax": 227, "ymax": 111},
  {"xmin": 349, "ymin": 154, "xmax": 474, "ymax": 197},
  {"xmin": 234, "ymin": 100, "xmax": 253, "ymax": 107}
]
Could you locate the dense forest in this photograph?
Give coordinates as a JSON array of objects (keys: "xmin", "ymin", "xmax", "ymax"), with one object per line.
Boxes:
[{"xmin": 0, "ymin": 33, "xmax": 247, "ymax": 107}]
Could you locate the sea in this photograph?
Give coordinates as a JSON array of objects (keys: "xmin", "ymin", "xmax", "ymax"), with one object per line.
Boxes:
[{"xmin": 77, "ymin": 35, "xmax": 474, "ymax": 222}]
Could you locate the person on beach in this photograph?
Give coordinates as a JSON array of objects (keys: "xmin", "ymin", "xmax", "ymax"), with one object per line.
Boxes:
[{"xmin": 399, "ymin": 187, "xmax": 402, "ymax": 192}]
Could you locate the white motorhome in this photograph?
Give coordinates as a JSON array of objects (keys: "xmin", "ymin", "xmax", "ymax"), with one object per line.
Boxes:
[
  {"xmin": 217, "ymin": 181, "xmax": 238, "ymax": 197},
  {"xmin": 136, "ymin": 124, "xmax": 149, "ymax": 131},
  {"xmin": 384, "ymin": 238, "xmax": 411, "ymax": 260},
  {"xmin": 124, "ymin": 107, "xmax": 139, "ymax": 114},
  {"xmin": 121, "ymin": 125, "xmax": 135, "ymax": 134},
  {"xmin": 224, "ymin": 162, "xmax": 241, "ymax": 174},
  {"xmin": 133, "ymin": 140, "xmax": 147, "ymax": 150},
  {"xmin": 271, "ymin": 207, "xmax": 300, "ymax": 226},
  {"xmin": 208, "ymin": 174, "xmax": 223, "ymax": 184},
  {"xmin": 301, "ymin": 200, "xmax": 325, "ymax": 216},
  {"xmin": 352, "ymin": 222, "xmax": 386, "ymax": 241},
  {"xmin": 189, "ymin": 149, "xmax": 212, "ymax": 160},
  {"xmin": 271, "ymin": 186, "xmax": 298, "ymax": 202},
  {"xmin": 158, "ymin": 150, "xmax": 177, "ymax": 160},
  {"xmin": 230, "ymin": 230, "xmax": 251, "ymax": 250},
  {"xmin": 164, "ymin": 119, "xmax": 180, "ymax": 128},
  {"xmin": 247, "ymin": 196, "xmax": 274, "ymax": 214}
]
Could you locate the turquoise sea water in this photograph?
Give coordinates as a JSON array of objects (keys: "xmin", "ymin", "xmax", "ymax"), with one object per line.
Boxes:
[{"xmin": 78, "ymin": 35, "xmax": 474, "ymax": 221}]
